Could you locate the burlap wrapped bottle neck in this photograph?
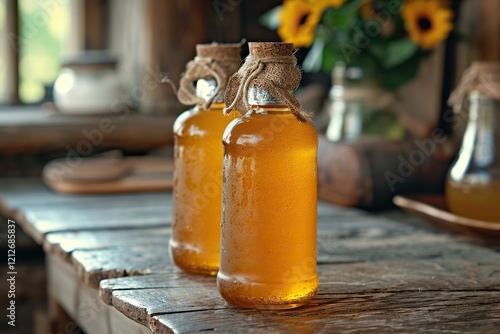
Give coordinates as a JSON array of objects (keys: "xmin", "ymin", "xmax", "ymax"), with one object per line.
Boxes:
[
  {"xmin": 177, "ymin": 45, "xmax": 240, "ymax": 110},
  {"xmin": 448, "ymin": 62, "xmax": 500, "ymax": 113},
  {"xmin": 223, "ymin": 53, "xmax": 312, "ymax": 123}
]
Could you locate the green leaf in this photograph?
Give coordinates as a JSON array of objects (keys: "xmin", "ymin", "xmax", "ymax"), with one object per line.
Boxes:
[
  {"xmin": 321, "ymin": 45, "xmax": 337, "ymax": 74},
  {"xmin": 384, "ymin": 39, "xmax": 419, "ymax": 68},
  {"xmin": 381, "ymin": 57, "xmax": 421, "ymax": 90},
  {"xmin": 302, "ymin": 39, "xmax": 325, "ymax": 72},
  {"xmin": 339, "ymin": 0, "xmax": 364, "ymax": 17},
  {"xmin": 323, "ymin": 0, "xmax": 363, "ymax": 30},
  {"xmin": 368, "ymin": 39, "xmax": 418, "ymax": 69},
  {"xmin": 259, "ymin": 6, "xmax": 281, "ymax": 30}
]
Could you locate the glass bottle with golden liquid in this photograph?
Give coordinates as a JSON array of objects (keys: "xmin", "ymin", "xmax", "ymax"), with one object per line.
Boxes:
[
  {"xmin": 217, "ymin": 42, "xmax": 319, "ymax": 309},
  {"xmin": 446, "ymin": 91, "xmax": 500, "ymax": 222},
  {"xmin": 169, "ymin": 44, "xmax": 240, "ymax": 275}
]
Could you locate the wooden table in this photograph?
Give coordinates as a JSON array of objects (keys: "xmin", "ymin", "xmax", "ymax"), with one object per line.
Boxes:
[{"xmin": 1, "ymin": 178, "xmax": 499, "ymax": 333}]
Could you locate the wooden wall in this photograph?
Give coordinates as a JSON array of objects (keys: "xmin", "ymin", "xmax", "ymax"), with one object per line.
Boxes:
[
  {"xmin": 107, "ymin": 0, "xmax": 246, "ymax": 116},
  {"xmin": 478, "ymin": 0, "xmax": 500, "ymax": 61}
]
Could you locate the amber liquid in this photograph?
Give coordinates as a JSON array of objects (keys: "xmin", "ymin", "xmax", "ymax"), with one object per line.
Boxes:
[
  {"xmin": 217, "ymin": 106, "xmax": 319, "ymax": 309},
  {"xmin": 170, "ymin": 103, "xmax": 237, "ymax": 275},
  {"xmin": 446, "ymin": 178, "xmax": 500, "ymax": 222}
]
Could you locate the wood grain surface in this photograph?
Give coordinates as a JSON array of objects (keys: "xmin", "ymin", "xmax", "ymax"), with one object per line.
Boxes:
[
  {"xmin": 44, "ymin": 228, "xmax": 170, "ymax": 262},
  {"xmin": 1, "ymin": 178, "xmax": 499, "ymax": 333},
  {"xmin": 0, "ymin": 179, "xmax": 171, "ymax": 243},
  {"xmin": 151, "ymin": 291, "xmax": 500, "ymax": 334}
]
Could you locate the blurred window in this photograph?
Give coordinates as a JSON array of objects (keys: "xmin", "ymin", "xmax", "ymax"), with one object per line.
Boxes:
[
  {"xmin": 18, "ymin": 0, "xmax": 71, "ymax": 103},
  {"xmin": 0, "ymin": 0, "xmax": 71, "ymax": 105}
]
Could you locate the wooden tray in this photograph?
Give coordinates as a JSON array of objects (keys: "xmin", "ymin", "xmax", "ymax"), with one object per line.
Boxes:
[
  {"xmin": 43, "ymin": 156, "xmax": 173, "ymax": 194},
  {"xmin": 393, "ymin": 194, "xmax": 500, "ymax": 241}
]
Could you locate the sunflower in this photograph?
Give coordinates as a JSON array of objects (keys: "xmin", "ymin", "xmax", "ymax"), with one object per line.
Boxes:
[
  {"xmin": 360, "ymin": 0, "xmax": 375, "ymax": 20},
  {"xmin": 277, "ymin": 0, "xmax": 325, "ymax": 48},
  {"xmin": 402, "ymin": 0, "xmax": 454, "ymax": 49}
]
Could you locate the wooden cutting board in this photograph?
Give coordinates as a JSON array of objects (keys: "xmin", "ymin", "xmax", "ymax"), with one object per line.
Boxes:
[{"xmin": 43, "ymin": 156, "xmax": 173, "ymax": 194}]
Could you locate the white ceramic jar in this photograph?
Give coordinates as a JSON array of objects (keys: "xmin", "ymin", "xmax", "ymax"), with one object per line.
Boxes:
[{"xmin": 54, "ymin": 52, "xmax": 121, "ymax": 114}]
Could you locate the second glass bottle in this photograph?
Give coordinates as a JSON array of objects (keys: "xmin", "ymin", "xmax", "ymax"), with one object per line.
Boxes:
[{"xmin": 170, "ymin": 43, "xmax": 240, "ymax": 275}]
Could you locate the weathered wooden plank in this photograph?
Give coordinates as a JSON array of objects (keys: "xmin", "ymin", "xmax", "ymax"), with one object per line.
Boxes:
[
  {"xmin": 22, "ymin": 203, "xmax": 169, "ymax": 233},
  {"xmin": 73, "ymin": 221, "xmax": 497, "ymax": 290},
  {"xmin": 100, "ymin": 273, "xmax": 215, "ymax": 305},
  {"xmin": 47, "ymin": 253, "xmax": 152, "ymax": 334},
  {"xmin": 1, "ymin": 179, "xmax": 371, "ymax": 247},
  {"xmin": 12, "ymin": 210, "xmax": 169, "ymax": 245},
  {"xmin": 7, "ymin": 200, "xmax": 170, "ymax": 244},
  {"xmin": 110, "ymin": 283, "xmax": 500, "ymax": 333},
  {"xmin": 65, "ymin": 247, "xmax": 500, "ymax": 334},
  {"xmin": 45, "ymin": 213, "xmax": 430, "ymax": 263},
  {"xmin": 112, "ymin": 284, "xmax": 221, "ymax": 327},
  {"xmin": 0, "ymin": 179, "xmax": 172, "ymax": 243},
  {"xmin": 44, "ymin": 228, "xmax": 170, "ymax": 261},
  {"xmin": 110, "ymin": 303, "xmax": 153, "ymax": 334},
  {"xmin": 72, "ymin": 245, "xmax": 174, "ymax": 288},
  {"xmin": 150, "ymin": 291, "xmax": 500, "ymax": 334},
  {"xmin": 23, "ymin": 204, "xmax": 170, "ymax": 227},
  {"xmin": 101, "ymin": 259, "xmax": 500, "ymax": 306},
  {"xmin": 2, "ymin": 192, "xmax": 170, "ymax": 211},
  {"xmin": 9, "ymin": 193, "xmax": 171, "ymax": 211},
  {"xmin": 317, "ymin": 230, "xmax": 499, "ymax": 263},
  {"xmin": 0, "ymin": 178, "xmax": 170, "ymax": 208},
  {"xmin": 0, "ymin": 179, "xmax": 352, "ymax": 218}
]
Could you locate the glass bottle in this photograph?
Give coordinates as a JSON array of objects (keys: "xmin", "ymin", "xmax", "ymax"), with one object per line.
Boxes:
[
  {"xmin": 169, "ymin": 45, "xmax": 240, "ymax": 275},
  {"xmin": 325, "ymin": 63, "xmax": 403, "ymax": 142},
  {"xmin": 446, "ymin": 91, "xmax": 500, "ymax": 222},
  {"xmin": 217, "ymin": 44, "xmax": 319, "ymax": 309}
]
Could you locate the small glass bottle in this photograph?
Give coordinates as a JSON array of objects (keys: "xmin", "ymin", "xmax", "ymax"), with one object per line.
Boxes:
[
  {"xmin": 217, "ymin": 42, "xmax": 319, "ymax": 309},
  {"xmin": 325, "ymin": 63, "xmax": 403, "ymax": 142},
  {"xmin": 169, "ymin": 44, "xmax": 240, "ymax": 275},
  {"xmin": 446, "ymin": 91, "xmax": 500, "ymax": 222}
]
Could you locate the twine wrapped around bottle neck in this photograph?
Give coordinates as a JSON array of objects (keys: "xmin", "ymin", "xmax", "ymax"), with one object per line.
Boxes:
[
  {"xmin": 177, "ymin": 44, "xmax": 240, "ymax": 110},
  {"xmin": 448, "ymin": 61, "xmax": 500, "ymax": 113},
  {"xmin": 223, "ymin": 42, "xmax": 312, "ymax": 122}
]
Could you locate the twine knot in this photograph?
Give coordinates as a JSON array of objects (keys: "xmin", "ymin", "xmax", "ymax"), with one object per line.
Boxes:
[
  {"xmin": 448, "ymin": 61, "xmax": 500, "ymax": 113},
  {"xmin": 224, "ymin": 55, "xmax": 312, "ymax": 122},
  {"xmin": 177, "ymin": 56, "xmax": 240, "ymax": 110}
]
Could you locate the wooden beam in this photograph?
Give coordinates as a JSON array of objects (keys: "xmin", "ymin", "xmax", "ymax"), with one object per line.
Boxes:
[
  {"xmin": 83, "ymin": 0, "xmax": 109, "ymax": 50},
  {"xmin": 478, "ymin": 0, "xmax": 500, "ymax": 61}
]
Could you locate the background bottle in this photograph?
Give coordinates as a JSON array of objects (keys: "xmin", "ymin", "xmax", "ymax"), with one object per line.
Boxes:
[
  {"xmin": 170, "ymin": 44, "xmax": 240, "ymax": 275},
  {"xmin": 446, "ymin": 91, "xmax": 500, "ymax": 222}
]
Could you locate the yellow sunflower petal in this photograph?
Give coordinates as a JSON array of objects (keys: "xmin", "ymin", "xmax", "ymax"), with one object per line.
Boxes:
[
  {"xmin": 277, "ymin": 0, "xmax": 323, "ymax": 48},
  {"xmin": 402, "ymin": 0, "xmax": 454, "ymax": 49}
]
